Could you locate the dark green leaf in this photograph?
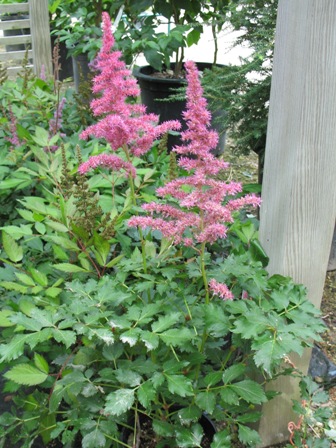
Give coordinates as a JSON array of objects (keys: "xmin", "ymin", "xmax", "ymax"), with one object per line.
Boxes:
[{"xmin": 104, "ymin": 389, "xmax": 135, "ymax": 416}]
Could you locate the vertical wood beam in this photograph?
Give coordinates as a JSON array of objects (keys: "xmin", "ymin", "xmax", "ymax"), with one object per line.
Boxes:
[
  {"xmin": 29, "ymin": 0, "xmax": 52, "ymax": 76},
  {"xmin": 258, "ymin": 1, "xmax": 336, "ymax": 445}
]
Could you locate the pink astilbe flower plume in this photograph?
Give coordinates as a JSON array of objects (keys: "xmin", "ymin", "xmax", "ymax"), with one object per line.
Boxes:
[
  {"xmin": 79, "ymin": 12, "xmax": 180, "ymax": 176},
  {"xmin": 129, "ymin": 60, "xmax": 261, "ymax": 246}
]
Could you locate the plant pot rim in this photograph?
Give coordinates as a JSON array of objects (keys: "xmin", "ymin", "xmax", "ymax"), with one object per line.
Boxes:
[{"xmin": 133, "ymin": 62, "xmax": 225, "ymax": 84}]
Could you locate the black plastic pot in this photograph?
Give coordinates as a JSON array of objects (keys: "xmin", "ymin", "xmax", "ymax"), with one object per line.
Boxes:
[
  {"xmin": 120, "ymin": 410, "xmax": 216, "ymax": 447},
  {"xmin": 72, "ymin": 53, "xmax": 92, "ymax": 92},
  {"xmin": 51, "ymin": 36, "xmax": 74, "ymax": 81},
  {"xmin": 133, "ymin": 63, "xmax": 226, "ymax": 154}
]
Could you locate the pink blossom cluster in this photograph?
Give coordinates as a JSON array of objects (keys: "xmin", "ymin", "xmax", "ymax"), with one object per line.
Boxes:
[
  {"xmin": 78, "ymin": 153, "xmax": 136, "ymax": 178},
  {"xmin": 5, "ymin": 106, "xmax": 23, "ymax": 148},
  {"xmin": 79, "ymin": 12, "xmax": 180, "ymax": 176},
  {"xmin": 128, "ymin": 60, "xmax": 261, "ymax": 245},
  {"xmin": 208, "ymin": 279, "xmax": 234, "ymax": 301}
]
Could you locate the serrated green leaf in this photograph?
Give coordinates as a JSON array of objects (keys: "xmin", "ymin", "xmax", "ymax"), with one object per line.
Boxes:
[
  {"xmin": 176, "ymin": 423, "xmax": 204, "ymax": 448},
  {"xmin": 152, "ymin": 312, "xmax": 181, "ymax": 333},
  {"xmin": 230, "ymin": 380, "xmax": 266, "ymax": 404},
  {"xmin": 137, "ymin": 381, "xmax": 157, "ymax": 408},
  {"xmin": 2, "ymin": 231, "xmax": 23, "ymax": 262},
  {"xmin": 0, "ymin": 225, "xmax": 32, "ymax": 239},
  {"xmin": 53, "ymin": 263, "xmax": 89, "ymax": 273},
  {"xmin": 52, "ymin": 329, "xmax": 77, "ymax": 348},
  {"xmin": 165, "ymin": 374, "xmax": 194, "ymax": 397},
  {"xmin": 4, "ymin": 364, "xmax": 48, "ymax": 385},
  {"xmin": 222, "ymin": 364, "xmax": 246, "ymax": 384},
  {"xmin": 46, "ymin": 236, "xmax": 79, "ymax": 251},
  {"xmin": 115, "ymin": 369, "xmax": 142, "ymax": 387},
  {"xmin": 0, "ymin": 329, "xmax": 53, "ymax": 362},
  {"xmin": 34, "ymin": 353, "xmax": 49, "ymax": 374},
  {"xmin": 15, "ymin": 272, "xmax": 36, "ymax": 286},
  {"xmin": 0, "ymin": 412, "xmax": 17, "ymax": 426},
  {"xmin": 10, "ymin": 312, "xmax": 43, "ymax": 331},
  {"xmin": 0, "ymin": 310, "xmax": 15, "ymax": 327},
  {"xmin": 105, "ymin": 254, "xmax": 124, "ymax": 268},
  {"xmin": 159, "ymin": 328, "xmax": 195, "ymax": 347},
  {"xmin": 30, "ymin": 268, "xmax": 48, "ymax": 286},
  {"xmin": 32, "ymin": 126, "xmax": 50, "ymax": 147},
  {"xmin": 211, "ymin": 429, "xmax": 231, "ymax": 448},
  {"xmin": 220, "ymin": 387, "xmax": 239, "ymax": 405},
  {"xmin": 238, "ymin": 424, "xmax": 261, "ymax": 446},
  {"xmin": 120, "ymin": 328, "xmax": 140, "ymax": 346},
  {"xmin": 82, "ymin": 429, "xmax": 106, "ymax": 448},
  {"xmin": 140, "ymin": 331, "xmax": 159, "ymax": 350},
  {"xmin": 195, "ymin": 391, "xmax": 216, "ymax": 414},
  {"xmin": 0, "ymin": 281, "xmax": 28, "ymax": 293},
  {"xmin": 104, "ymin": 389, "xmax": 135, "ymax": 416}
]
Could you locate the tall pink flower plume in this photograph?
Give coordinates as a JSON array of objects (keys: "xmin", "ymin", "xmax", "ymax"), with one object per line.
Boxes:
[
  {"xmin": 79, "ymin": 12, "xmax": 180, "ymax": 168},
  {"xmin": 129, "ymin": 61, "xmax": 261, "ymax": 246}
]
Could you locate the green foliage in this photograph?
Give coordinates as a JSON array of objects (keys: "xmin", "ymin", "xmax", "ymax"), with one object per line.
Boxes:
[
  {"xmin": 286, "ymin": 376, "xmax": 336, "ymax": 447},
  {"xmin": 0, "ymin": 24, "xmax": 328, "ymax": 448}
]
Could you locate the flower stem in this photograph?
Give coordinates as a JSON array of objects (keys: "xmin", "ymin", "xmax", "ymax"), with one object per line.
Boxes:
[{"xmin": 123, "ymin": 145, "xmax": 148, "ymax": 275}]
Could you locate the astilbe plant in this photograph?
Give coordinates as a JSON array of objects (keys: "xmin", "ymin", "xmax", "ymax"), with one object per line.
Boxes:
[{"xmin": 0, "ymin": 13, "xmax": 327, "ymax": 448}]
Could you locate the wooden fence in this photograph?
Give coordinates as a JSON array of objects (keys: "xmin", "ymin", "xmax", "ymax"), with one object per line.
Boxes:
[{"xmin": 0, "ymin": 0, "xmax": 52, "ymax": 77}]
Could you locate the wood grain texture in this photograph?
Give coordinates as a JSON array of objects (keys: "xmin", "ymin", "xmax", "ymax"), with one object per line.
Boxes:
[
  {"xmin": 258, "ymin": 0, "xmax": 336, "ymax": 445},
  {"xmin": 0, "ymin": 4, "xmax": 29, "ymax": 14},
  {"xmin": 28, "ymin": 0, "xmax": 52, "ymax": 76}
]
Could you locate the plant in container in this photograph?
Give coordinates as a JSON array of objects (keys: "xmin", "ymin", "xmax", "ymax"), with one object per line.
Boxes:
[
  {"xmin": 115, "ymin": 0, "xmax": 231, "ymax": 151},
  {"xmin": 0, "ymin": 13, "xmax": 326, "ymax": 448}
]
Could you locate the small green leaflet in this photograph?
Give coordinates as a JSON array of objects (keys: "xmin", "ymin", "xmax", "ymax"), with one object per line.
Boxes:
[
  {"xmin": 4, "ymin": 363, "xmax": 48, "ymax": 385},
  {"xmin": 53, "ymin": 263, "xmax": 90, "ymax": 273},
  {"xmin": 137, "ymin": 381, "xmax": 157, "ymax": 408},
  {"xmin": 238, "ymin": 424, "xmax": 262, "ymax": 446},
  {"xmin": 2, "ymin": 230, "xmax": 23, "ymax": 262},
  {"xmin": 222, "ymin": 364, "xmax": 246, "ymax": 384},
  {"xmin": 175, "ymin": 423, "xmax": 204, "ymax": 448},
  {"xmin": 230, "ymin": 380, "xmax": 267, "ymax": 404},
  {"xmin": 210, "ymin": 429, "xmax": 232, "ymax": 448},
  {"xmin": 165, "ymin": 374, "xmax": 194, "ymax": 397},
  {"xmin": 82, "ymin": 430, "xmax": 106, "ymax": 448},
  {"xmin": 34, "ymin": 353, "xmax": 49, "ymax": 374},
  {"xmin": 195, "ymin": 391, "xmax": 216, "ymax": 414},
  {"xmin": 159, "ymin": 328, "xmax": 194, "ymax": 347},
  {"xmin": 104, "ymin": 389, "xmax": 135, "ymax": 416}
]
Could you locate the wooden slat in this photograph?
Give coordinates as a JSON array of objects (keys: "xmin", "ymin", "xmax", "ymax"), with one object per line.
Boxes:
[
  {"xmin": 0, "ymin": 49, "xmax": 32, "ymax": 61},
  {"xmin": 0, "ymin": 35, "xmax": 31, "ymax": 45},
  {"xmin": 0, "ymin": 4, "xmax": 29, "ymax": 14},
  {"xmin": 29, "ymin": 0, "xmax": 52, "ymax": 76},
  {"xmin": 0, "ymin": 19, "xmax": 30, "ymax": 30},
  {"xmin": 6, "ymin": 64, "xmax": 33, "ymax": 77}
]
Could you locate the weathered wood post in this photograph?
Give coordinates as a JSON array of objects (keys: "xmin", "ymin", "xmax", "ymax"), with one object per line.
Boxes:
[
  {"xmin": 258, "ymin": 1, "xmax": 336, "ymax": 446},
  {"xmin": 29, "ymin": 0, "xmax": 52, "ymax": 76}
]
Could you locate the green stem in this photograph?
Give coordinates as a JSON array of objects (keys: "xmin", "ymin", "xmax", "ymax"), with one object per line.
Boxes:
[{"xmin": 122, "ymin": 145, "xmax": 148, "ymax": 276}]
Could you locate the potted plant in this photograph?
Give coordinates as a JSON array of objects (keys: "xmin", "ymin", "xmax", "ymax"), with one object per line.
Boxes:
[
  {"xmin": 0, "ymin": 14, "xmax": 327, "ymax": 447},
  {"xmin": 114, "ymin": 0, "xmax": 231, "ymax": 151}
]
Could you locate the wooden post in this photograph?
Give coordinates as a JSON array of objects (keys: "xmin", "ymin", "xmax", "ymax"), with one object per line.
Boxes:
[
  {"xmin": 258, "ymin": 1, "xmax": 336, "ymax": 446},
  {"xmin": 29, "ymin": 0, "xmax": 52, "ymax": 76}
]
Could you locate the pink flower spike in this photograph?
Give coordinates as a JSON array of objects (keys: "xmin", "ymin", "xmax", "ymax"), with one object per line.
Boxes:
[
  {"xmin": 78, "ymin": 154, "xmax": 136, "ymax": 177},
  {"xmin": 209, "ymin": 279, "xmax": 234, "ymax": 301}
]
